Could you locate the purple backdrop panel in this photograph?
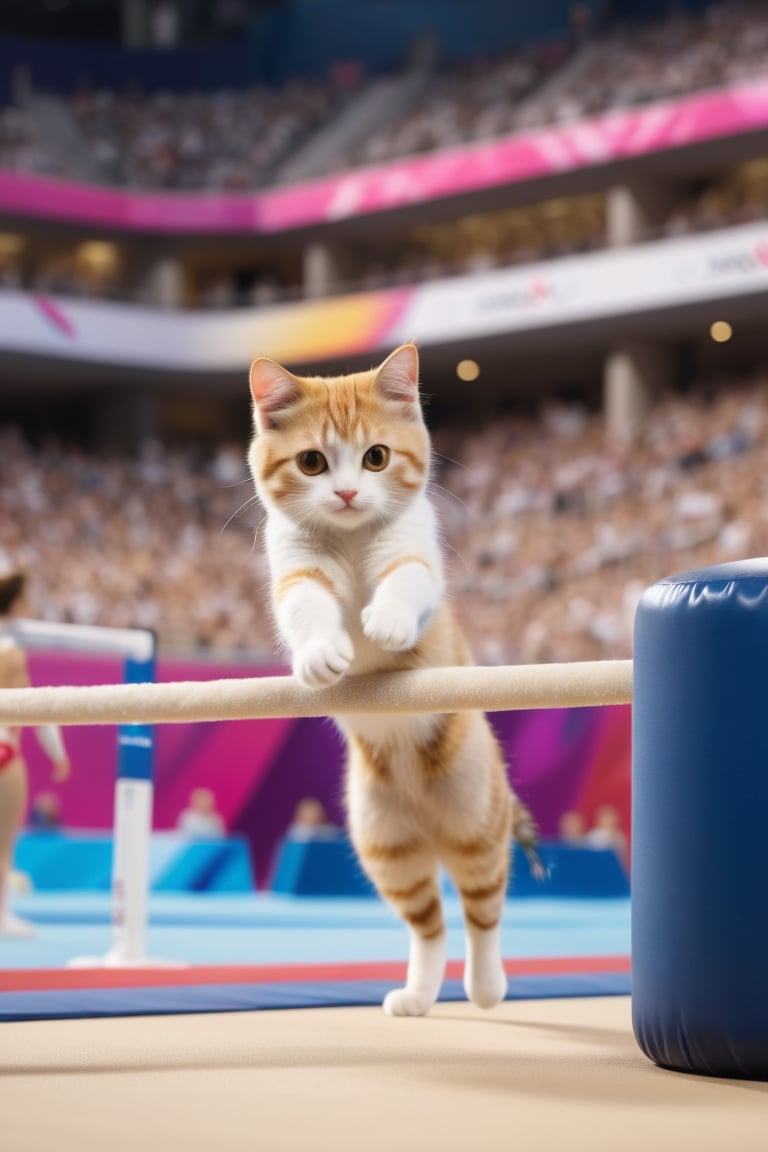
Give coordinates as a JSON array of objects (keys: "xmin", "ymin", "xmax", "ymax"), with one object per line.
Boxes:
[
  {"xmin": 490, "ymin": 708, "xmax": 601, "ymax": 837},
  {"xmin": 153, "ymin": 659, "xmax": 294, "ymax": 831},
  {"xmin": 22, "ymin": 653, "xmax": 294, "ymax": 837},
  {"xmin": 235, "ymin": 715, "xmax": 347, "ymax": 887}
]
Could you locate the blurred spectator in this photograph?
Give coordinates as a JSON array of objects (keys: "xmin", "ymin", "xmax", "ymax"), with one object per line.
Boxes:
[
  {"xmin": 176, "ymin": 787, "xmax": 226, "ymax": 838},
  {"xmin": 339, "ymin": 42, "xmax": 568, "ymax": 173},
  {"xmin": 0, "ymin": 103, "xmax": 54, "ymax": 175},
  {"xmin": 0, "ymin": 429, "xmax": 273, "ymax": 656},
  {"xmin": 3, "ymin": 1, "xmax": 768, "ymax": 201},
  {"xmin": 286, "ymin": 797, "xmax": 342, "ymax": 841},
  {"xmin": 433, "ymin": 371, "xmax": 768, "ymax": 666},
  {"xmin": 71, "ymin": 77, "xmax": 354, "ymax": 191},
  {"xmin": 315, "ymin": 1, "xmax": 768, "ymax": 174},
  {"xmin": 27, "ymin": 791, "xmax": 62, "ymax": 832},
  {"xmin": 518, "ymin": 0, "xmax": 768, "ymax": 130},
  {"xmin": 2, "ymin": 368, "xmax": 768, "ymax": 663},
  {"xmin": 584, "ymin": 804, "xmax": 628, "ymax": 865},
  {"xmin": 558, "ymin": 810, "xmax": 587, "ymax": 844}
]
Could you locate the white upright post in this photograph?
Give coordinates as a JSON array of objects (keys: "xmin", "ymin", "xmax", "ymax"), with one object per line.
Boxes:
[
  {"xmin": 108, "ymin": 776, "xmax": 153, "ymax": 965},
  {"xmin": 66, "ymin": 631, "xmax": 183, "ymax": 968}
]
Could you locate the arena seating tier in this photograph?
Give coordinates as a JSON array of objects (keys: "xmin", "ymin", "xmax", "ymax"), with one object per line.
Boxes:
[{"xmin": 2, "ymin": 372, "xmax": 765, "ymax": 664}]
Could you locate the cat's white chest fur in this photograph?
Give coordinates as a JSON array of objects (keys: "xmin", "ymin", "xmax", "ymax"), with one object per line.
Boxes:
[{"xmin": 267, "ymin": 492, "xmax": 443, "ymax": 653}]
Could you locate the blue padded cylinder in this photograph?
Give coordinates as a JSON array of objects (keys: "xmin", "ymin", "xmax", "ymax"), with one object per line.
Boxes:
[{"xmin": 632, "ymin": 559, "xmax": 768, "ymax": 1080}]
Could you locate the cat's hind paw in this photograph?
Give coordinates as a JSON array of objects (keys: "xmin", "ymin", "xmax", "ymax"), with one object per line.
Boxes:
[
  {"xmin": 383, "ymin": 988, "xmax": 436, "ymax": 1017},
  {"xmin": 464, "ymin": 959, "xmax": 508, "ymax": 1010},
  {"xmin": 361, "ymin": 600, "xmax": 419, "ymax": 653},
  {"xmin": 292, "ymin": 632, "xmax": 354, "ymax": 688}
]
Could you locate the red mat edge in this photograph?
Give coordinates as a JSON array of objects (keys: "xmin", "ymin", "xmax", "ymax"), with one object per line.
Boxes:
[{"xmin": 0, "ymin": 955, "xmax": 630, "ymax": 993}]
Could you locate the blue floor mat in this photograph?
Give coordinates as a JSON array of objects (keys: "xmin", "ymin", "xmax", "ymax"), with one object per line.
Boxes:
[{"xmin": 0, "ymin": 894, "xmax": 631, "ymax": 970}]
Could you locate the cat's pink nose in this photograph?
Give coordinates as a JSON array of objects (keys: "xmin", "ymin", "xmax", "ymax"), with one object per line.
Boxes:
[{"xmin": 335, "ymin": 489, "xmax": 358, "ymax": 506}]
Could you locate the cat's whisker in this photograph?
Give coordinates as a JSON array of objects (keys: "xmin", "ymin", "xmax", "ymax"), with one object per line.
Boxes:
[
  {"xmin": 220, "ymin": 494, "xmax": 262, "ymax": 535},
  {"xmin": 432, "ymin": 451, "xmax": 476, "ymax": 474},
  {"xmin": 429, "ymin": 482, "xmax": 466, "ymax": 508},
  {"xmin": 217, "ymin": 478, "xmax": 254, "ymax": 490},
  {"xmin": 250, "ymin": 515, "xmax": 269, "ymax": 556},
  {"xmin": 440, "ymin": 536, "xmax": 472, "ymax": 574}
]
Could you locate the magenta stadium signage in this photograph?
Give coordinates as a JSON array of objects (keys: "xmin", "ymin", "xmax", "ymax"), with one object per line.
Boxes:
[{"xmin": 2, "ymin": 78, "xmax": 768, "ymax": 234}]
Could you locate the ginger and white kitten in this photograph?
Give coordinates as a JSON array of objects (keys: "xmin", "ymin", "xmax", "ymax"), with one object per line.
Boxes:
[{"xmin": 248, "ymin": 343, "xmax": 523, "ymax": 1017}]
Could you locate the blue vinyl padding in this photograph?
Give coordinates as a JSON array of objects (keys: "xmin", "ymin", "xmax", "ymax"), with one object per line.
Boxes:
[
  {"xmin": 151, "ymin": 839, "xmax": 255, "ymax": 893},
  {"xmin": 15, "ymin": 832, "xmax": 627, "ymax": 900},
  {"xmin": 507, "ymin": 843, "xmax": 629, "ymax": 898},
  {"xmin": 271, "ymin": 835, "xmax": 377, "ymax": 897},
  {"xmin": 633, "ymin": 560, "xmax": 768, "ymax": 1081},
  {"xmin": 272, "ymin": 837, "xmax": 629, "ymax": 898},
  {"xmin": 0, "ymin": 972, "xmax": 632, "ymax": 1022},
  {"xmin": 14, "ymin": 833, "xmax": 254, "ymax": 893}
]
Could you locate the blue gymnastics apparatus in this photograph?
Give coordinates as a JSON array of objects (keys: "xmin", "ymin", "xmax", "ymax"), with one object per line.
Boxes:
[{"xmin": 633, "ymin": 559, "xmax": 768, "ymax": 1080}]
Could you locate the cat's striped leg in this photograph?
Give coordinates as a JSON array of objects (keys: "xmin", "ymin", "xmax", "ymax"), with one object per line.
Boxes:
[
  {"xmin": 377, "ymin": 869, "xmax": 446, "ymax": 1017},
  {"xmin": 460, "ymin": 880, "xmax": 506, "ymax": 1009},
  {"xmin": 347, "ymin": 736, "xmax": 447, "ymax": 1016},
  {"xmin": 443, "ymin": 763, "xmax": 513, "ymax": 1010},
  {"xmin": 357, "ymin": 838, "xmax": 445, "ymax": 1016}
]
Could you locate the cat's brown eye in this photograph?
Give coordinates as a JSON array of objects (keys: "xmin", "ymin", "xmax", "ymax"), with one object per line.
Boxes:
[
  {"xmin": 363, "ymin": 445, "xmax": 390, "ymax": 472},
  {"xmin": 297, "ymin": 450, "xmax": 328, "ymax": 476}
]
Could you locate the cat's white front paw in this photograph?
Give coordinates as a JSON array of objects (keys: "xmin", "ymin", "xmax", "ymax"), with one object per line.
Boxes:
[
  {"xmin": 292, "ymin": 632, "xmax": 354, "ymax": 688},
  {"xmin": 361, "ymin": 599, "xmax": 419, "ymax": 653}
]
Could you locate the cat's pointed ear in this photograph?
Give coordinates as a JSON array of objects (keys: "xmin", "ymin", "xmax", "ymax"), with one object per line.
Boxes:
[
  {"xmin": 374, "ymin": 343, "xmax": 420, "ymax": 412},
  {"xmin": 249, "ymin": 358, "xmax": 303, "ymax": 430}
]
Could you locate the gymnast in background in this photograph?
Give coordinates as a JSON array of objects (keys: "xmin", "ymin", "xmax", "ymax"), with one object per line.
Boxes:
[{"xmin": 0, "ymin": 569, "xmax": 70, "ymax": 935}]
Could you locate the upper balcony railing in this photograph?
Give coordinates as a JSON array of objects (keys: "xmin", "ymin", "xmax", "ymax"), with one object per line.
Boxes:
[{"xmin": 2, "ymin": 78, "xmax": 768, "ymax": 236}]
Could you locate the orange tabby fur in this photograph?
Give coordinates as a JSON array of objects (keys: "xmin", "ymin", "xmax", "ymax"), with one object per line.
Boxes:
[{"xmin": 248, "ymin": 344, "xmax": 526, "ymax": 1015}]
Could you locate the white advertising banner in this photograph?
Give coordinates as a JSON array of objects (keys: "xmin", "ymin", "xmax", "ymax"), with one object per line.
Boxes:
[
  {"xmin": 1, "ymin": 222, "xmax": 768, "ymax": 373},
  {"xmin": 393, "ymin": 224, "xmax": 768, "ymax": 343}
]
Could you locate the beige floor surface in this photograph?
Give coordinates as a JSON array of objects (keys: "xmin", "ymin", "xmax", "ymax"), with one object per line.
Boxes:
[{"xmin": 1, "ymin": 996, "xmax": 766, "ymax": 1152}]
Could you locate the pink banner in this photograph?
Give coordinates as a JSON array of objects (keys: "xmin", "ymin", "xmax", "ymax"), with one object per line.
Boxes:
[{"xmin": 2, "ymin": 79, "xmax": 768, "ymax": 234}]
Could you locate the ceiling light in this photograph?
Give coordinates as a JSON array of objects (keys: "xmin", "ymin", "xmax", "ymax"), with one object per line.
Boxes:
[
  {"xmin": 456, "ymin": 359, "xmax": 480, "ymax": 382},
  {"xmin": 710, "ymin": 320, "xmax": 733, "ymax": 343}
]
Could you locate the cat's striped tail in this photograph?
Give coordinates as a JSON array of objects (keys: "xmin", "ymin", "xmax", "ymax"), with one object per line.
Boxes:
[{"xmin": 512, "ymin": 799, "xmax": 548, "ymax": 882}]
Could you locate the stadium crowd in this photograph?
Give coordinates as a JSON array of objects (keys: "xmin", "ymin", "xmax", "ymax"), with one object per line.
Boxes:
[
  {"xmin": 338, "ymin": 41, "xmax": 567, "ymax": 173},
  {"xmin": 1, "ymin": 0, "xmax": 767, "ymax": 308},
  {"xmin": 514, "ymin": 0, "xmax": 768, "ymax": 131},
  {"xmin": 434, "ymin": 377, "xmax": 764, "ymax": 665},
  {"xmin": 1, "ymin": 373, "xmax": 765, "ymax": 666},
  {"xmin": 70, "ymin": 77, "xmax": 354, "ymax": 191},
  {"xmin": 2, "ymin": 1, "xmax": 766, "ymax": 195},
  {"xmin": 328, "ymin": 0, "xmax": 768, "ymax": 170},
  {"xmin": 0, "ymin": 102, "xmax": 52, "ymax": 177}
]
